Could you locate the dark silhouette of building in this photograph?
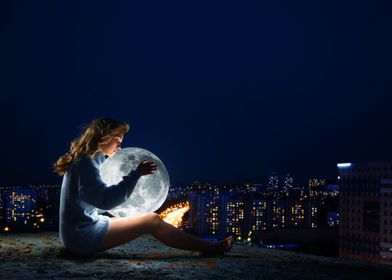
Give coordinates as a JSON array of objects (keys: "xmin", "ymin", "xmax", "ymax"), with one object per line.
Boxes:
[{"xmin": 338, "ymin": 161, "xmax": 392, "ymax": 265}]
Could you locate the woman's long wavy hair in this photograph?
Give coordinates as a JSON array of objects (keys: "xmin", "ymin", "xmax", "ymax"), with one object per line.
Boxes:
[{"xmin": 53, "ymin": 117, "xmax": 130, "ymax": 176}]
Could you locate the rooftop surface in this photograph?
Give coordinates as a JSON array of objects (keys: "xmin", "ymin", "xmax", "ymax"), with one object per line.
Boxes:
[{"xmin": 0, "ymin": 232, "xmax": 391, "ymax": 279}]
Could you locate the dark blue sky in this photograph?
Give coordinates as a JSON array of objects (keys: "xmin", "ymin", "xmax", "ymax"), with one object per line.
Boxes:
[{"xmin": 1, "ymin": 1, "xmax": 391, "ymax": 186}]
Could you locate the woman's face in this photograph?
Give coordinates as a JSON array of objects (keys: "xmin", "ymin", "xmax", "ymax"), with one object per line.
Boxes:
[{"xmin": 100, "ymin": 135, "xmax": 123, "ymax": 157}]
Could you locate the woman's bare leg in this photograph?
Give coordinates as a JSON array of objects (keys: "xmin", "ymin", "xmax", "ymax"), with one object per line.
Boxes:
[
  {"xmin": 99, "ymin": 212, "xmax": 160, "ymax": 251},
  {"xmin": 99, "ymin": 212, "xmax": 232, "ymax": 253}
]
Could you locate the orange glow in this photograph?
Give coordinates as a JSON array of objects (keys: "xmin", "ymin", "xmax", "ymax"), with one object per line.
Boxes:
[
  {"xmin": 160, "ymin": 201, "xmax": 190, "ymax": 228},
  {"xmin": 4, "ymin": 226, "xmax": 10, "ymax": 232}
]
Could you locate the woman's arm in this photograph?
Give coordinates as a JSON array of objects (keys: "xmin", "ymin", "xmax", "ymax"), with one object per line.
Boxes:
[{"xmin": 78, "ymin": 157, "xmax": 141, "ymax": 210}]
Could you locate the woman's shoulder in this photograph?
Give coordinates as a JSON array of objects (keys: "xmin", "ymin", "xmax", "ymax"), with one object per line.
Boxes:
[
  {"xmin": 74, "ymin": 154, "xmax": 101, "ymax": 171},
  {"xmin": 62, "ymin": 155, "xmax": 95, "ymax": 178},
  {"xmin": 69, "ymin": 155, "xmax": 93, "ymax": 169}
]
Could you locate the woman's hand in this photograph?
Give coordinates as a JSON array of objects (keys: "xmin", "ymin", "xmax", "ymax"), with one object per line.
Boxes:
[{"xmin": 136, "ymin": 160, "xmax": 157, "ymax": 176}]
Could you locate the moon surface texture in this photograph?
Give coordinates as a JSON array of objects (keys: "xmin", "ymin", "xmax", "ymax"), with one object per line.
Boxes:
[{"xmin": 99, "ymin": 147, "xmax": 170, "ymax": 217}]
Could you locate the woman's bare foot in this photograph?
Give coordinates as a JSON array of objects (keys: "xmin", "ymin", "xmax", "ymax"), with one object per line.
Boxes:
[{"xmin": 200, "ymin": 235, "xmax": 234, "ymax": 256}]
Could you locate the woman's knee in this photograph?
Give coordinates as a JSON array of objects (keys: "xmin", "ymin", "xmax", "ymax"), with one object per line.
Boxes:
[{"xmin": 147, "ymin": 212, "xmax": 163, "ymax": 231}]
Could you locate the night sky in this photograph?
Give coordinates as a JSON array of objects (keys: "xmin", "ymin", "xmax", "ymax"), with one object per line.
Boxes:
[{"xmin": 1, "ymin": 1, "xmax": 391, "ymax": 186}]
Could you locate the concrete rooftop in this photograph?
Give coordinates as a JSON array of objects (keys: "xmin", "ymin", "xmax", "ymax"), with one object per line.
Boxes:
[{"xmin": 0, "ymin": 232, "xmax": 391, "ymax": 279}]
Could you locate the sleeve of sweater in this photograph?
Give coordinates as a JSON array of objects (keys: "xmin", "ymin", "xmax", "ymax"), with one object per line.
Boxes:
[{"xmin": 78, "ymin": 157, "xmax": 141, "ymax": 210}]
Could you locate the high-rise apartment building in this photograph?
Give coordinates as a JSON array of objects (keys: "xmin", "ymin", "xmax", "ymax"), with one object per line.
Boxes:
[{"xmin": 338, "ymin": 161, "xmax": 392, "ymax": 265}]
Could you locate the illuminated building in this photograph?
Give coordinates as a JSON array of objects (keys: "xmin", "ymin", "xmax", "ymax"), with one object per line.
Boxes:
[
  {"xmin": 167, "ymin": 184, "xmax": 193, "ymax": 199},
  {"xmin": 204, "ymin": 195, "xmax": 221, "ymax": 236},
  {"xmin": 271, "ymin": 199, "xmax": 286, "ymax": 228},
  {"xmin": 268, "ymin": 171, "xmax": 279, "ymax": 192},
  {"xmin": 286, "ymin": 200, "xmax": 305, "ymax": 228},
  {"xmin": 248, "ymin": 199, "xmax": 268, "ymax": 231},
  {"xmin": 308, "ymin": 178, "xmax": 327, "ymax": 197},
  {"xmin": 338, "ymin": 161, "xmax": 392, "ymax": 265},
  {"xmin": 0, "ymin": 185, "xmax": 61, "ymax": 232},
  {"xmin": 282, "ymin": 174, "xmax": 294, "ymax": 195},
  {"xmin": 223, "ymin": 197, "xmax": 245, "ymax": 237},
  {"xmin": 185, "ymin": 182, "xmax": 329, "ymax": 241},
  {"xmin": 188, "ymin": 193, "xmax": 223, "ymax": 236},
  {"xmin": 304, "ymin": 200, "xmax": 322, "ymax": 229},
  {"xmin": 5, "ymin": 188, "xmax": 38, "ymax": 230}
]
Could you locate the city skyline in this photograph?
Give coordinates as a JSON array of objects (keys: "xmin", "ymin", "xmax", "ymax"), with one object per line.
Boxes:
[
  {"xmin": 0, "ymin": 175, "xmax": 339, "ymax": 232},
  {"xmin": 1, "ymin": 1, "xmax": 392, "ymax": 186}
]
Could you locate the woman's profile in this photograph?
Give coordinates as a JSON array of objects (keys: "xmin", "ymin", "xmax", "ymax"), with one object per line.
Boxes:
[{"xmin": 53, "ymin": 117, "xmax": 233, "ymax": 257}]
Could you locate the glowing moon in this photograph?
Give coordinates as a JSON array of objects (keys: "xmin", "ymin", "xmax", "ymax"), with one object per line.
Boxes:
[{"xmin": 99, "ymin": 147, "xmax": 170, "ymax": 217}]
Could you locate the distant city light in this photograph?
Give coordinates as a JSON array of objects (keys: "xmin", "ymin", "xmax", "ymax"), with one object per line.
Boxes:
[
  {"xmin": 159, "ymin": 201, "xmax": 190, "ymax": 228},
  {"xmin": 337, "ymin": 163, "xmax": 352, "ymax": 168}
]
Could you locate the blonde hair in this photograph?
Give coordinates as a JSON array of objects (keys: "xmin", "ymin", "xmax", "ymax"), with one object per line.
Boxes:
[{"xmin": 53, "ymin": 117, "xmax": 130, "ymax": 176}]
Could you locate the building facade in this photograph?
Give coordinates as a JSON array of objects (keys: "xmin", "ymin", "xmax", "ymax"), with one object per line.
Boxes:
[{"xmin": 338, "ymin": 161, "xmax": 392, "ymax": 265}]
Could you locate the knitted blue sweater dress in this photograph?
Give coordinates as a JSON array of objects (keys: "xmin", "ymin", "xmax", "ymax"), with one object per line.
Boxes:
[{"xmin": 59, "ymin": 151, "xmax": 141, "ymax": 256}]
